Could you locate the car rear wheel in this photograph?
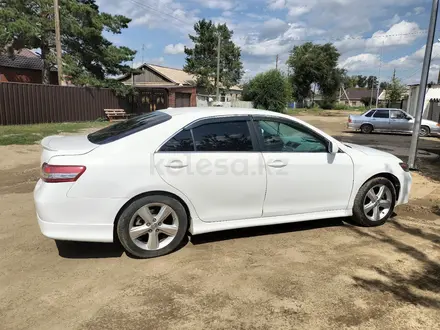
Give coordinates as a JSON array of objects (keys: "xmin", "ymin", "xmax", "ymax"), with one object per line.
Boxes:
[
  {"xmin": 117, "ymin": 195, "xmax": 188, "ymax": 258},
  {"xmin": 360, "ymin": 124, "xmax": 373, "ymax": 134},
  {"xmin": 352, "ymin": 177, "xmax": 396, "ymax": 227},
  {"xmin": 419, "ymin": 126, "xmax": 430, "ymax": 137}
]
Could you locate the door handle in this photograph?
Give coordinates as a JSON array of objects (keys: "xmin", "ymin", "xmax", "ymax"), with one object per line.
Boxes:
[
  {"xmin": 268, "ymin": 160, "xmax": 287, "ymax": 168},
  {"xmin": 165, "ymin": 160, "xmax": 188, "ymax": 169}
]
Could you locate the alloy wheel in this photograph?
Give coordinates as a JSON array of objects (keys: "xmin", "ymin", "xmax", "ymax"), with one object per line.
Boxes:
[
  {"xmin": 128, "ymin": 203, "xmax": 179, "ymax": 250},
  {"xmin": 363, "ymin": 184, "xmax": 393, "ymax": 221}
]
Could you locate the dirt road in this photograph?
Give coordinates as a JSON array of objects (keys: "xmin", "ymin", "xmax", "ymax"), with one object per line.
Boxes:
[{"xmin": 1, "ymin": 116, "xmax": 439, "ymax": 330}]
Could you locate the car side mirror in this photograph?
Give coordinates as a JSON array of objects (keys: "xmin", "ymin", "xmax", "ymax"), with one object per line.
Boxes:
[{"xmin": 329, "ymin": 142, "xmax": 339, "ymax": 154}]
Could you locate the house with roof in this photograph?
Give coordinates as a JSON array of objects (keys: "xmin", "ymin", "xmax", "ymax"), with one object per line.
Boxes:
[
  {"xmin": 0, "ymin": 49, "xmax": 58, "ymax": 84},
  {"xmin": 118, "ymin": 63, "xmax": 242, "ymax": 109},
  {"xmin": 338, "ymin": 88, "xmax": 382, "ymax": 106}
]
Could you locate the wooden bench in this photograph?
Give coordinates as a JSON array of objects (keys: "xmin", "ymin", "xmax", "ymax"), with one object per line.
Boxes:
[{"xmin": 104, "ymin": 109, "xmax": 131, "ymax": 122}]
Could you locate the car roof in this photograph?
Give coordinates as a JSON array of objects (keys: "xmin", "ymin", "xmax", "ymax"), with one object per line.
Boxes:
[{"xmin": 159, "ymin": 107, "xmax": 284, "ymax": 119}]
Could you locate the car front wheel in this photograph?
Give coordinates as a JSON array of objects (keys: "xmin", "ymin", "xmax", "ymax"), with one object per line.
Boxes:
[
  {"xmin": 117, "ymin": 195, "xmax": 188, "ymax": 258},
  {"xmin": 352, "ymin": 177, "xmax": 396, "ymax": 227}
]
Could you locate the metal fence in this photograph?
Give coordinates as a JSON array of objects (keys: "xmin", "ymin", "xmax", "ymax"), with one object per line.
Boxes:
[{"xmin": 0, "ymin": 82, "xmax": 129, "ymax": 125}]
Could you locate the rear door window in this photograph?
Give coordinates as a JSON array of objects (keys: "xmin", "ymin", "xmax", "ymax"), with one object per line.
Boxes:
[
  {"xmin": 192, "ymin": 121, "xmax": 254, "ymax": 152},
  {"xmin": 159, "ymin": 130, "xmax": 194, "ymax": 152},
  {"xmin": 88, "ymin": 112, "xmax": 171, "ymax": 144},
  {"xmin": 373, "ymin": 110, "xmax": 389, "ymax": 118}
]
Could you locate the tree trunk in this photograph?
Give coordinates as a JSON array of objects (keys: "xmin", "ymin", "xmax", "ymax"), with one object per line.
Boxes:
[{"xmin": 40, "ymin": 43, "xmax": 50, "ymax": 84}]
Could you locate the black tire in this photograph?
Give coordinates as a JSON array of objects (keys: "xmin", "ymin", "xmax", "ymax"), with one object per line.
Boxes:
[
  {"xmin": 117, "ymin": 195, "xmax": 188, "ymax": 258},
  {"xmin": 419, "ymin": 126, "xmax": 430, "ymax": 137},
  {"xmin": 360, "ymin": 124, "xmax": 373, "ymax": 134},
  {"xmin": 352, "ymin": 177, "xmax": 396, "ymax": 227}
]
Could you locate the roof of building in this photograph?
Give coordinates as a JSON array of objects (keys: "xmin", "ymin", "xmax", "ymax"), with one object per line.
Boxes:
[
  {"xmin": 118, "ymin": 63, "xmax": 242, "ymax": 91},
  {"xmin": 0, "ymin": 48, "xmax": 57, "ymax": 71},
  {"xmin": 340, "ymin": 88, "xmax": 382, "ymax": 100}
]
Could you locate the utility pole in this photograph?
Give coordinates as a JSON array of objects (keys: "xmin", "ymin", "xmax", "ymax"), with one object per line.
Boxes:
[
  {"xmin": 369, "ymin": 83, "xmax": 374, "ymax": 108},
  {"xmin": 375, "ymin": 41, "xmax": 384, "ymax": 107},
  {"xmin": 141, "ymin": 44, "xmax": 145, "ymax": 64},
  {"xmin": 408, "ymin": 0, "xmax": 439, "ymax": 169},
  {"xmin": 54, "ymin": 0, "xmax": 64, "ymax": 85},
  {"xmin": 276, "ymin": 54, "xmax": 279, "ymax": 70},
  {"xmin": 216, "ymin": 34, "xmax": 221, "ymax": 102}
]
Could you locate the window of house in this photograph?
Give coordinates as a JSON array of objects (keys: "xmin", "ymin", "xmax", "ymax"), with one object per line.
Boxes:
[
  {"xmin": 257, "ymin": 120, "xmax": 327, "ymax": 153},
  {"xmin": 160, "ymin": 130, "xmax": 194, "ymax": 152},
  {"xmin": 192, "ymin": 121, "xmax": 254, "ymax": 152},
  {"xmin": 373, "ymin": 110, "xmax": 390, "ymax": 118},
  {"xmin": 345, "ymin": 101, "xmax": 349, "ymax": 105}
]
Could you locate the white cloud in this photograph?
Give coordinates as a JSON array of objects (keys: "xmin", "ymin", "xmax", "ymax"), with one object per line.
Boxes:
[
  {"xmin": 288, "ymin": 6, "xmax": 311, "ymax": 17},
  {"xmin": 334, "ymin": 21, "xmax": 425, "ymax": 53},
  {"xmin": 413, "ymin": 6, "xmax": 425, "ymax": 15},
  {"xmin": 387, "ymin": 14, "xmax": 400, "ymax": 27},
  {"xmin": 164, "ymin": 43, "xmax": 185, "ymax": 55},
  {"xmin": 191, "ymin": 0, "xmax": 235, "ymax": 10},
  {"xmin": 389, "ymin": 42, "xmax": 440, "ymax": 68},
  {"xmin": 339, "ymin": 53, "xmax": 381, "ymax": 71},
  {"xmin": 267, "ymin": 0, "xmax": 286, "ymax": 10}
]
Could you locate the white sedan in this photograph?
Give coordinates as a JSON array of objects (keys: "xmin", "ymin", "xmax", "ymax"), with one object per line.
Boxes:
[{"xmin": 34, "ymin": 108, "xmax": 412, "ymax": 258}]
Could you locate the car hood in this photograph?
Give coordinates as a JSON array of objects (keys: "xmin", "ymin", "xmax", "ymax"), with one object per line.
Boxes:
[{"xmin": 344, "ymin": 143, "xmax": 400, "ymax": 160}]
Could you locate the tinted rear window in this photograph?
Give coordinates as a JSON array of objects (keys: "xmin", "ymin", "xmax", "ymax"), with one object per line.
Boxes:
[
  {"xmin": 88, "ymin": 112, "xmax": 171, "ymax": 144},
  {"xmin": 373, "ymin": 110, "xmax": 389, "ymax": 118}
]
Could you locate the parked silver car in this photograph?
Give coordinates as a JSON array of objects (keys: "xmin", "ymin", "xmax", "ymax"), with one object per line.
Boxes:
[{"xmin": 347, "ymin": 108, "xmax": 440, "ymax": 137}]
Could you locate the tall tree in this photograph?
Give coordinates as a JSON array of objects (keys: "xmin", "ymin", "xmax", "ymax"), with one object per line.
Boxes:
[
  {"xmin": 184, "ymin": 19, "xmax": 243, "ymax": 94},
  {"xmin": 367, "ymin": 76, "xmax": 378, "ymax": 89},
  {"xmin": 0, "ymin": 0, "xmax": 136, "ymax": 91},
  {"xmin": 356, "ymin": 75, "xmax": 367, "ymax": 88},
  {"xmin": 387, "ymin": 72, "xmax": 406, "ymax": 102},
  {"xmin": 242, "ymin": 69, "xmax": 292, "ymax": 112},
  {"xmin": 344, "ymin": 75, "xmax": 358, "ymax": 88},
  {"xmin": 287, "ymin": 42, "xmax": 345, "ymax": 103},
  {"xmin": 380, "ymin": 81, "xmax": 390, "ymax": 90}
]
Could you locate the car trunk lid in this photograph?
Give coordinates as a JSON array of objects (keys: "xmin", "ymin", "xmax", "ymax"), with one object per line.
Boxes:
[{"xmin": 40, "ymin": 135, "xmax": 99, "ymax": 164}]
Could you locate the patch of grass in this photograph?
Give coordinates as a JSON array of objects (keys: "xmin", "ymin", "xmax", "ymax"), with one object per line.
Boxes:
[{"xmin": 0, "ymin": 121, "xmax": 109, "ymax": 146}]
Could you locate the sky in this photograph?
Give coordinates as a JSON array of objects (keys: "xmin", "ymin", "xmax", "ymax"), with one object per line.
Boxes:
[{"xmin": 96, "ymin": 0, "xmax": 439, "ymax": 85}]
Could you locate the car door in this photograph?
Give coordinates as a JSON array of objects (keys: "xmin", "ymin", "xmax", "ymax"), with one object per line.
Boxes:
[
  {"xmin": 252, "ymin": 117, "xmax": 354, "ymax": 217},
  {"xmin": 371, "ymin": 109, "xmax": 390, "ymax": 129},
  {"xmin": 389, "ymin": 109, "xmax": 412, "ymax": 131},
  {"xmin": 154, "ymin": 117, "xmax": 267, "ymax": 222}
]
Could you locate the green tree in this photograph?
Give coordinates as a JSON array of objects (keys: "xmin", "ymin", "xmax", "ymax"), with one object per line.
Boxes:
[
  {"xmin": 287, "ymin": 42, "xmax": 345, "ymax": 102},
  {"xmin": 184, "ymin": 19, "xmax": 243, "ymax": 94},
  {"xmin": 357, "ymin": 75, "xmax": 367, "ymax": 88},
  {"xmin": 360, "ymin": 96, "xmax": 376, "ymax": 106},
  {"xmin": 367, "ymin": 76, "xmax": 378, "ymax": 89},
  {"xmin": 344, "ymin": 75, "xmax": 358, "ymax": 88},
  {"xmin": 380, "ymin": 81, "xmax": 390, "ymax": 90},
  {"xmin": 0, "ymin": 0, "xmax": 136, "ymax": 92},
  {"xmin": 387, "ymin": 74, "xmax": 406, "ymax": 102},
  {"xmin": 242, "ymin": 69, "xmax": 292, "ymax": 113}
]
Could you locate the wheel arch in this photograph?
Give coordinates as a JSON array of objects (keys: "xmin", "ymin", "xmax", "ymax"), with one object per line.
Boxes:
[
  {"xmin": 361, "ymin": 172, "xmax": 401, "ymax": 201},
  {"xmin": 113, "ymin": 190, "xmax": 192, "ymax": 242}
]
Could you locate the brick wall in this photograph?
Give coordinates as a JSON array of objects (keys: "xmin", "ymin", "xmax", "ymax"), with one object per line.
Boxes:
[{"xmin": 168, "ymin": 86, "xmax": 196, "ymax": 107}]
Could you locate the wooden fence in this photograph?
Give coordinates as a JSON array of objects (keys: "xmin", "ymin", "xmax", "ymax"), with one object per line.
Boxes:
[{"xmin": 0, "ymin": 82, "xmax": 129, "ymax": 125}]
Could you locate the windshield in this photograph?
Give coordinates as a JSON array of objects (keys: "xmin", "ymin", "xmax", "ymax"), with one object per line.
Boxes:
[{"xmin": 88, "ymin": 112, "xmax": 171, "ymax": 145}]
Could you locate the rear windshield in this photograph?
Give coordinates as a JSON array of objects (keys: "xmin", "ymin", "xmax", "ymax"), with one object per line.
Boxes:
[{"xmin": 88, "ymin": 111, "xmax": 171, "ymax": 144}]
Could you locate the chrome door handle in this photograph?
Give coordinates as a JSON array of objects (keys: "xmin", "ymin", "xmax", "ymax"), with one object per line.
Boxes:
[
  {"xmin": 268, "ymin": 160, "xmax": 287, "ymax": 168},
  {"xmin": 165, "ymin": 160, "xmax": 188, "ymax": 169}
]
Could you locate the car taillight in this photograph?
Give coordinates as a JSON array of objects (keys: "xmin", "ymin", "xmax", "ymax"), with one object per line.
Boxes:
[
  {"xmin": 437, "ymin": 123, "xmax": 440, "ymax": 127},
  {"xmin": 399, "ymin": 162, "xmax": 410, "ymax": 172},
  {"xmin": 348, "ymin": 117, "xmax": 352, "ymax": 123},
  {"xmin": 41, "ymin": 163, "xmax": 86, "ymax": 183}
]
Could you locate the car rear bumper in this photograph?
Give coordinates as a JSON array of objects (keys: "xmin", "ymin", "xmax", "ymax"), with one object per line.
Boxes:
[
  {"xmin": 34, "ymin": 179, "xmax": 128, "ymax": 243},
  {"xmin": 37, "ymin": 215, "xmax": 114, "ymax": 242},
  {"xmin": 347, "ymin": 123, "xmax": 360, "ymax": 130}
]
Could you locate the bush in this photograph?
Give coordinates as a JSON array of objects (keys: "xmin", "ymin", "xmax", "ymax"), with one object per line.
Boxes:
[{"xmin": 242, "ymin": 69, "xmax": 292, "ymax": 113}]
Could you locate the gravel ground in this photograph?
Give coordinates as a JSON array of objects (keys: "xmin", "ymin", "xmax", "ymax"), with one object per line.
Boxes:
[{"xmin": 1, "ymin": 115, "xmax": 439, "ymax": 330}]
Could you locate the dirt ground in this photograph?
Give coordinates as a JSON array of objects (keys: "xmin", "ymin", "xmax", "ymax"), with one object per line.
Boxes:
[{"xmin": 1, "ymin": 115, "xmax": 440, "ymax": 330}]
